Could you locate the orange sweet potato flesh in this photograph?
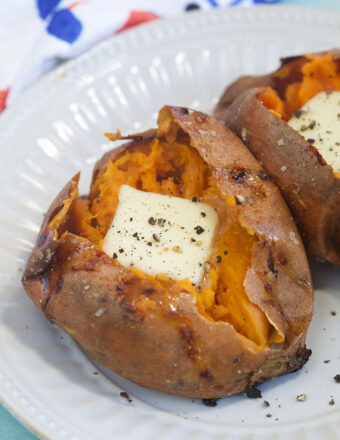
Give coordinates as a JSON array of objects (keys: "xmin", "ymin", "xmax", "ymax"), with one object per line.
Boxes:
[
  {"xmin": 22, "ymin": 106, "xmax": 313, "ymax": 398},
  {"xmin": 259, "ymin": 53, "xmax": 340, "ymax": 120},
  {"xmin": 73, "ymin": 131, "xmax": 270, "ymax": 347},
  {"xmin": 216, "ymin": 50, "xmax": 340, "ymax": 266}
]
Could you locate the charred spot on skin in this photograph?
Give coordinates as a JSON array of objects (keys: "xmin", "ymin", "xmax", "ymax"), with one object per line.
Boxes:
[
  {"xmin": 200, "ymin": 369, "xmax": 214, "ymax": 382},
  {"xmin": 56, "ymin": 276, "xmax": 64, "ymax": 292},
  {"xmin": 202, "ymin": 398, "xmax": 219, "ymax": 407},
  {"xmin": 187, "ymin": 345, "xmax": 199, "ymax": 360},
  {"xmin": 259, "ymin": 171, "xmax": 270, "ymax": 181},
  {"xmin": 119, "ymin": 298, "xmax": 137, "ymax": 314},
  {"xmin": 264, "ymin": 280, "xmax": 272, "ymax": 293},
  {"xmin": 290, "ymin": 345, "xmax": 312, "ymax": 373},
  {"xmin": 267, "ymin": 250, "xmax": 278, "ymax": 278},
  {"xmin": 231, "ymin": 167, "xmax": 248, "ymax": 184},
  {"xmin": 37, "ymin": 231, "xmax": 50, "ymax": 248},
  {"xmin": 293, "ymin": 109, "xmax": 302, "ymax": 118},
  {"xmin": 180, "ymin": 324, "xmax": 194, "ymax": 343},
  {"xmin": 42, "ymin": 294, "xmax": 52, "ymax": 312},
  {"xmin": 40, "ymin": 272, "xmax": 50, "ymax": 290},
  {"xmin": 310, "ymin": 145, "xmax": 327, "ymax": 166},
  {"xmin": 246, "ymin": 384, "xmax": 262, "ymax": 399},
  {"xmin": 172, "ymin": 107, "xmax": 189, "ymax": 115},
  {"xmin": 143, "ymin": 288, "xmax": 155, "ymax": 296},
  {"xmin": 180, "ymin": 324, "xmax": 198, "ymax": 360}
]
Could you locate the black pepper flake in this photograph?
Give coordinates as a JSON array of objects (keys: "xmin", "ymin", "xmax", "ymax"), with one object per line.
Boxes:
[
  {"xmin": 192, "ymin": 196, "xmax": 198, "ymax": 202},
  {"xmin": 307, "ymin": 138, "xmax": 315, "ymax": 143},
  {"xmin": 216, "ymin": 256, "xmax": 222, "ymax": 263},
  {"xmin": 120, "ymin": 391, "xmax": 132, "ymax": 403},
  {"xmin": 309, "ymin": 120, "xmax": 316, "ymax": 129},
  {"xmin": 331, "ymin": 310, "xmax": 337, "ymax": 316},
  {"xmin": 129, "ymin": 217, "xmax": 133, "ymax": 221},
  {"xmin": 202, "ymin": 398, "xmax": 219, "ymax": 407},
  {"xmin": 152, "ymin": 233, "xmax": 160, "ymax": 242},
  {"xmin": 119, "ymin": 248, "xmax": 124, "ymax": 253},
  {"xmin": 173, "ymin": 176, "xmax": 180, "ymax": 184},
  {"xmin": 191, "ymin": 238, "xmax": 196, "ymax": 242},
  {"xmin": 147, "ymin": 242, "xmax": 152, "ymax": 246},
  {"xmin": 334, "ymin": 374, "xmax": 340, "ymax": 383},
  {"xmin": 157, "ymin": 218, "xmax": 166, "ymax": 227},
  {"xmin": 263, "ymin": 400, "xmax": 270, "ymax": 408},
  {"xmin": 324, "ymin": 360, "xmax": 331, "ymax": 363},
  {"xmin": 266, "ymin": 413, "xmax": 272, "ymax": 418},
  {"xmin": 224, "ymin": 250, "xmax": 228, "ymax": 255},
  {"xmin": 293, "ymin": 109, "xmax": 302, "ymax": 118},
  {"xmin": 201, "ymin": 212, "xmax": 206, "ymax": 217},
  {"xmin": 112, "ymin": 253, "xmax": 118, "ymax": 259},
  {"xmin": 329, "ymin": 398, "xmax": 335, "ymax": 406},
  {"xmin": 148, "ymin": 217, "xmax": 156, "ymax": 225},
  {"xmin": 194, "ymin": 226, "xmax": 205, "ymax": 235}
]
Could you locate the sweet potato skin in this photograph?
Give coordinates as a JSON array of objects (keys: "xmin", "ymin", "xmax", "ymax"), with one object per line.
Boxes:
[
  {"xmin": 215, "ymin": 50, "xmax": 340, "ymax": 266},
  {"xmin": 22, "ymin": 106, "xmax": 313, "ymax": 398}
]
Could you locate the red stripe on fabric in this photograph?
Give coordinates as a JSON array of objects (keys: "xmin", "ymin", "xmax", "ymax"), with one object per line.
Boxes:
[
  {"xmin": 68, "ymin": 1, "xmax": 83, "ymax": 10},
  {"xmin": 116, "ymin": 10, "xmax": 160, "ymax": 34},
  {"xmin": 0, "ymin": 89, "xmax": 9, "ymax": 114}
]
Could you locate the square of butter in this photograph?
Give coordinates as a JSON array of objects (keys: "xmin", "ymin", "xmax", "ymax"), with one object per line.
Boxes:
[{"xmin": 102, "ymin": 185, "xmax": 218, "ymax": 284}]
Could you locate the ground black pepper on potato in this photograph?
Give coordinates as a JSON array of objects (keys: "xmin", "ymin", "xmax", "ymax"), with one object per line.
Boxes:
[
  {"xmin": 215, "ymin": 49, "xmax": 340, "ymax": 266},
  {"xmin": 22, "ymin": 106, "xmax": 313, "ymax": 398}
]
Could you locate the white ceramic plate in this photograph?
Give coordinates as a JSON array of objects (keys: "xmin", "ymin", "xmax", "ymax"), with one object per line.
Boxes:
[{"xmin": 1, "ymin": 5, "xmax": 340, "ymax": 440}]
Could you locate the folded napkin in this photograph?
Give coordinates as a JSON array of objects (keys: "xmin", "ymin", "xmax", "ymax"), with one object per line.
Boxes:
[{"xmin": 0, "ymin": 0, "xmax": 277, "ymax": 114}]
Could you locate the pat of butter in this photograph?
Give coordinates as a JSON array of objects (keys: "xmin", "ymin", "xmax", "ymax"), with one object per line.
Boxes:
[
  {"xmin": 103, "ymin": 185, "xmax": 219, "ymax": 284},
  {"xmin": 288, "ymin": 91, "xmax": 340, "ymax": 172}
]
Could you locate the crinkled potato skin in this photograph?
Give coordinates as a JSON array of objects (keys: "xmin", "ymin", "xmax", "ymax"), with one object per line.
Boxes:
[
  {"xmin": 22, "ymin": 106, "xmax": 313, "ymax": 398},
  {"xmin": 215, "ymin": 49, "xmax": 340, "ymax": 266}
]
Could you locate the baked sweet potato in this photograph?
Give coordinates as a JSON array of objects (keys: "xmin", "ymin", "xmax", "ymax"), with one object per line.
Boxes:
[
  {"xmin": 215, "ymin": 49, "xmax": 340, "ymax": 266},
  {"xmin": 22, "ymin": 106, "xmax": 313, "ymax": 398}
]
